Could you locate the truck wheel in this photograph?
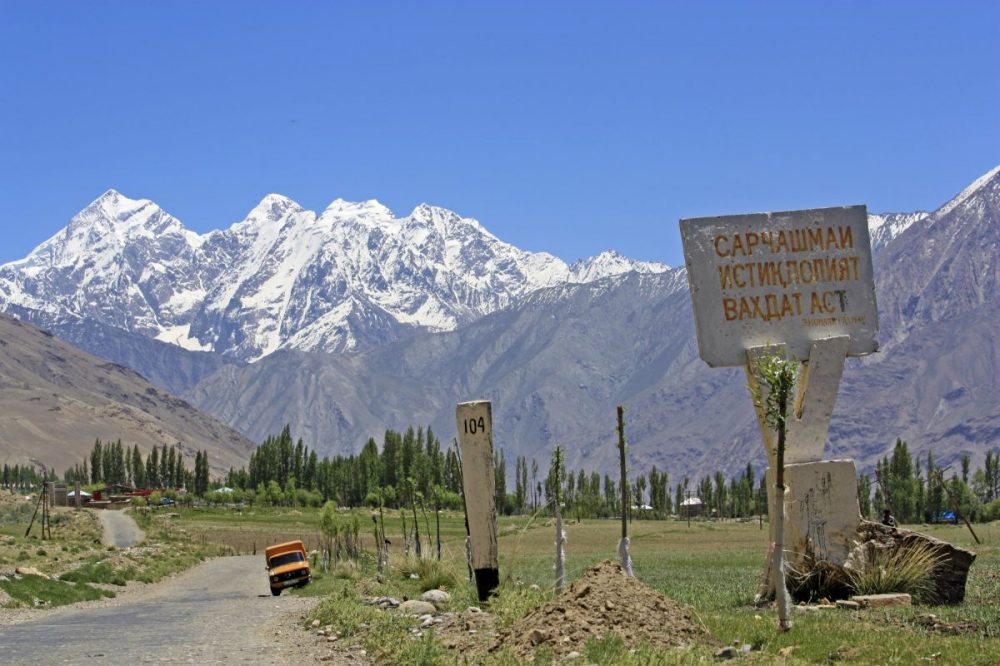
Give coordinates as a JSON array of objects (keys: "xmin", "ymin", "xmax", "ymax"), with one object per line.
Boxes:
[{"xmin": 271, "ymin": 587, "xmax": 281, "ymax": 596}]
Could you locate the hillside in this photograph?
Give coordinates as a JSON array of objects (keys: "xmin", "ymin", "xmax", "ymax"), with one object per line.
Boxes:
[{"xmin": 0, "ymin": 314, "xmax": 254, "ymax": 475}]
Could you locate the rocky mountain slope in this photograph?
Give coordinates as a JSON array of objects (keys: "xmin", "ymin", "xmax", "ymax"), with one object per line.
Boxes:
[
  {"xmin": 0, "ymin": 193, "xmax": 667, "ymax": 362},
  {"xmin": 0, "ymin": 314, "xmax": 254, "ymax": 475},
  {"xmin": 184, "ymin": 166, "xmax": 1000, "ymax": 479}
]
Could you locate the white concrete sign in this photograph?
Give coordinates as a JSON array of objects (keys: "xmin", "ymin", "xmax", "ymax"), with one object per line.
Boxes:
[
  {"xmin": 456, "ymin": 400, "xmax": 500, "ymax": 600},
  {"xmin": 680, "ymin": 206, "xmax": 878, "ymax": 367}
]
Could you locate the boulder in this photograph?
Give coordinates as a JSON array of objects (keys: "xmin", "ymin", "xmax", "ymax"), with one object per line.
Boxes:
[
  {"xmin": 399, "ymin": 599, "xmax": 437, "ymax": 616},
  {"xmin": 420, "ymin": 589, "xmax": 451, "ymax": 610},
  {"xmin": 854, "ymin": 521, "xmax": 976, "ymax": 604}
]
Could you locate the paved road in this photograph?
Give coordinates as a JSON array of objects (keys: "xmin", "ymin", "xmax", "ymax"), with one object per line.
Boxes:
[
  {"xmin": 96, "ymin": 509, "xmax": 145, "ymax": 547},
  {"xmin": 0, "ymin": 556, "xmax": 319, "ymax": 665}
]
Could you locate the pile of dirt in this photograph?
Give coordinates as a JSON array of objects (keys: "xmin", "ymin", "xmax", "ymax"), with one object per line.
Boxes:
[{"xmin": 491, "ymin": 561, "xmax": 717, "ymax": 659}]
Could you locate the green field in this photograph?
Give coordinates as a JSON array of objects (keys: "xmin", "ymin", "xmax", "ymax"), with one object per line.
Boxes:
[{"xmin": 176, "ymin": 506, "xmax": 1000, "ymax": 665}]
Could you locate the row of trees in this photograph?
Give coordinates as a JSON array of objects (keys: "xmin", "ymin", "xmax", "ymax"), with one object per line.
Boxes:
[
  {"xmin": 64, "ymin": 439, "xmax": 212, "ymax": 496},
  {"xmin": 29, "ymin": 427, "xmax": 997, "ymax": 527},
  {"xmin": 225, "ymin": 425, "xmax": 464, "ymax": 509},
  {"xmin": 1, "ymin": 464, "xmax": 48, "ymax": 491},
  {"xmin": 222, "ymin": 426, "xmax": 1000, "ymax": 527},
  {"xmin": 861, "ymin": 439, "xmax": 1000, "ymax": 524},
  {"xmin": 218, "ymin": 424, "xmax": 774, "ymax": 520}
]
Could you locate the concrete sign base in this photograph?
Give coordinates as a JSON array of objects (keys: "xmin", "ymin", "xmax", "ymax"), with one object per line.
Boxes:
[{"xmin": 759, "ymin": 459, "xmax": 862, "ymax": 598}]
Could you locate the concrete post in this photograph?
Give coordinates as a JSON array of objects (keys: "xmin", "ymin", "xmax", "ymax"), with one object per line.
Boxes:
[{"xmin": 456, "ymin": 400, "xmax": 500, "ymax": 601}]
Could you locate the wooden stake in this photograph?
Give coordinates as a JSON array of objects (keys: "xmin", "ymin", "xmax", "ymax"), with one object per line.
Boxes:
[
  {"xmin": 617, "ymin": 406, "xmax": 634, "ymax": 576},
  {"xmin": 25, "ymin": 485, "xmax": 44, "ymax": 538},
  {"xmin": 618, "ymin": 406, "xmax": 628, "ymax": 543},
  {"xmin": 932, "ymin": 468, "xmax": 981, "ymax": 545}
]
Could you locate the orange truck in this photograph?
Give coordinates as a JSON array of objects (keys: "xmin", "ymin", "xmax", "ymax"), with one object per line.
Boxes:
[{"xmin": 264, "ymin": 540, "xmax": 311, "ymax": 596}]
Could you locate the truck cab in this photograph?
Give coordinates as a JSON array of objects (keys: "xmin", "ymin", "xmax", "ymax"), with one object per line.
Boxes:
[{"xmin": 265, "ymin": 540, "xmax": 310, "ymax": 596}]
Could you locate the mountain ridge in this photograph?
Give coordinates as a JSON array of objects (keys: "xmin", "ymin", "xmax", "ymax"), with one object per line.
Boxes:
[{"xmin": 0, "ymin": 191, "xmax": 669, "ymax": 361}]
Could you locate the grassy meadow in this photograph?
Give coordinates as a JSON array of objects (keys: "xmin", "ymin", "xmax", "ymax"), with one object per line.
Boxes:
[{"xmin": 176, "ymin": 505, "xmax": 1000, "ymax": 665}]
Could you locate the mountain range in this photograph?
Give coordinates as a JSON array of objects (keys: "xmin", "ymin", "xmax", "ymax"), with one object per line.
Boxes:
[
  {"xmin": 1, "ymin": 165, "xmax": 998, "ymax": 480},
  {"xmin": 0, "ymin": 192, "xmax": 666, "ymax": 362}
]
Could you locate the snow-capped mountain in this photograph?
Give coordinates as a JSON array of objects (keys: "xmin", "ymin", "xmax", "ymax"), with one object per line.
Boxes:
[
  {"xmin": 184, "ymin": 164, "xmax": 1000, "ymax": 480},
  {"xmin": 2, "ymin": 165, "xmax": 997, "ymax": 482},
  {"xmin": 0, "ymin": 192, "xmax": 669, "ymax": 361},
  {"xmin": 867, "ymin": 211, "xmax": 928, "ymax": 253}
]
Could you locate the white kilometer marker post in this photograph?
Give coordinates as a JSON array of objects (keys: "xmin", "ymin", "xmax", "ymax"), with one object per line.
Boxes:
[{"xmin": 456, "ymin": 400, "xmax": 500, "ymax": 601}]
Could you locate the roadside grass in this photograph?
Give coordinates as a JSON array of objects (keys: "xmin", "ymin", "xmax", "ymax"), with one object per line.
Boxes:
[
  {"xmin": 0, "ymin": 493, "xmax": 216, "ymax": 608},
  {"xmin": 58, "ymin": 556, "xmax": 130, "ymax": 586},
  {"xmin": 0, "ymin": 574, "xmax": 115, "ymax": 607},
  {"xmin": 167, "ymin": 505, "xmax": 1000, "ymax": 664}
]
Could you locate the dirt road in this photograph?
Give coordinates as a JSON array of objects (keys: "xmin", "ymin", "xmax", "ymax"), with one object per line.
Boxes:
[
  {"xmin": 0, "ymin": 556, "xmax": 322, "ymax": 665},
  {"xmin": 96, "ymin": 508, "xmax": 145, "ymax": 547}
]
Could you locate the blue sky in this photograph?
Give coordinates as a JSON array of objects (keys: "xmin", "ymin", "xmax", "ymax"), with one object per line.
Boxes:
[{"xmin": 1, "ymin": 1, "xmax": 998, "ymax": 266}]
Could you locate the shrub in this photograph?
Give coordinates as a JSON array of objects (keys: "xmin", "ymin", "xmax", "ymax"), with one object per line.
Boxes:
[{"xmin": 980, "ymin": 498, "xmax": 1000, "ymax": 523}]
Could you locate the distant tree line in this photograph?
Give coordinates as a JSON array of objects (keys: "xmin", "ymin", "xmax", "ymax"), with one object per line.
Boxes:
[
  {"xmin": 48, "ymin": 429, "xmax": 1000, "ymax": 526},
  {"xmin": 860, "ymin": 439, "xmax": 1000, "ymax": 524},
  {"xmin": 1, "ymin": 464, "xmax": 49, "ymax": 491},
  {"xmin": 224, "ymin": 425, "xmax": 464, "ymax": 509},
  {"xmin": 64, "ymin": 439, "xmax": 211, "ymax": 496},
  {"xmin": 219, "ymin": 424, "xmax": 773, "ymax": 520}
]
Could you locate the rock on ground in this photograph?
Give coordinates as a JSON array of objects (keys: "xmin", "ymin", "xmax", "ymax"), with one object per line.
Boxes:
[
  {"xmin": 853, "ymin": 521, "xmax": 976, "ymax": 604},
  {"xmin": 399, "ymin": 600, "xmax": 437, "ymax": 616},
  {"xmin": 420, "ymin": 589, "xmax": 451, "ymax": 610}
]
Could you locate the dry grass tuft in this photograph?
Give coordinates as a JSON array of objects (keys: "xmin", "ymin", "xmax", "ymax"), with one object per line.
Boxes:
[{"xmin": 844, "ymin": 540, "xmax": 945, "ymax": 601}]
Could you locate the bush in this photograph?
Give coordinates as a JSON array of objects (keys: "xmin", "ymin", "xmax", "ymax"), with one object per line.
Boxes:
[
  {"xmin": 980, "ymin": 498, "xmax": 1000, "ymax": 523},
  {"xmin": 786, "ymin": 556, "xmax": 852, "ymax": 602}
]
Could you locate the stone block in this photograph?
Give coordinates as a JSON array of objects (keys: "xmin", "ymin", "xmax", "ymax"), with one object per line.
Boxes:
[{"xmin": 850, "ymin": 593, "xmax": 911, "ymax": 608}]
